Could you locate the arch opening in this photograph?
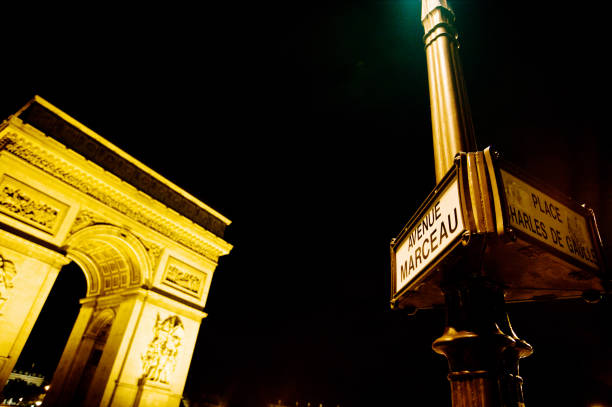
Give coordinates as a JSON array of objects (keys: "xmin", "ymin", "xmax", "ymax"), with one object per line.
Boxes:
[
  {"xmin": 72, "ymin": 307, "xmax": 116, "ymax": 406},
  {"xmin": 65, "ymin": 224, "xmax": 153, "ymax": 297},
  {"xmin": 3, "ymin": 262, "xmax": 86, "ymax": 404},
  {"xmin": 2, "ymin": 224, "xmax": 154, "ymax": 405}
]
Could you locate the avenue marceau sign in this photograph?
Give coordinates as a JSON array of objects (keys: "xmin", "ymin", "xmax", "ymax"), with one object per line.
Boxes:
[
  {"xmin": 393, "ymin": 171, "xmax": 465, "ymax": 297},
  {"xmin": 390, "ymin": 147, "xmax": 607, "ymax": 311}
]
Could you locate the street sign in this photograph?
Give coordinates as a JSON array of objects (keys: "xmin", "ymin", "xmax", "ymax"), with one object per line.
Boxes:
[
  {"xmin": 394, "ymin": 178, "xmax": 464, "ymax": 294},
  {"xmin": 391, "ymin": 168, "xmax": 468, "ymax": 304},
  {"xmin": 499, "ymin": 169, "xmax": 599, "ymax": 271},
  {"xmin": 482, "ymin": 148, "xmax": 607, "ymax": 303},
  {"xmin": 391, "ymin": 148, "xmax": 608, "ymax": 311}
]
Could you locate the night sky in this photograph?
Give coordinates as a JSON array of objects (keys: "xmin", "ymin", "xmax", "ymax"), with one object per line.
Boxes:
[{"xmin": 3, "ymin": 1, "xmax": 611, "ymax": 406}]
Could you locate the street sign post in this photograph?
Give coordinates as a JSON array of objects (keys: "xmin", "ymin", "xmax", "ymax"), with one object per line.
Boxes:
[
  {"xmin": 394, "ymin": 2, "xmax": 609, "ymax": 406},
  {"xmin": 391, "ymin": 148, "xmax": 607, "ymax": 311},
  {"xmin": 390, "ymin": 147, "xmax": 608, "ymax": 406}
]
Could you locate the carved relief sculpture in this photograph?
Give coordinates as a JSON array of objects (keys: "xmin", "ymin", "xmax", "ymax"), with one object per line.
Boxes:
[
  {"xmin": 162, "ymin": 257, "xmax": 206, "ymax": 298},
  {"xmin": 0, "ymin": 254, "xmax": 17, "ymax": 313},
  {"xmin": 0, "ymin": 184, "xmax": 58, "ymax": 232},
  {"xmin": 141, "ymin": 314, "xmax": 184, "ymax": 384},
  {"xmin": 0, "ymin": 174, "xmax": 68, "ymax": 234},
  {"xmin": 139, "ymin": 238, "xmax": 163, "ymax": 271},
  {"xmin": 165, "ymin": 264, "xmax": 201, "ymax": 294},
  {"xmin": 68, "ymin": 209, "xmax": 107, "ymax": 236},
  {"xmin": 0, "ymin": 185, "xmax": 58, "ymax": 229}
]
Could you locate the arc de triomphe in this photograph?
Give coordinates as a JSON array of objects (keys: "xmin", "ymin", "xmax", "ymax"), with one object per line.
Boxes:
[{"xmin": 0, "ymin": 96, "xmax": 232, "ymax": 406}]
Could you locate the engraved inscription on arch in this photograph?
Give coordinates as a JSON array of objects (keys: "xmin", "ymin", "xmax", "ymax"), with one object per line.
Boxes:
[{"xmin": 0, "ymin": 175, "xmax": 68, "ymax": 235}]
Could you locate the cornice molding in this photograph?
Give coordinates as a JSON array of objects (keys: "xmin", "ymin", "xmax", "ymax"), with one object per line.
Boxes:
[
  {"xmin": 0, "ymin": 129, "xmax": 232, "ymax": 262},
  {"xmin": 18, "ymin": 96, "xmax": 231, "ymax": 231}
]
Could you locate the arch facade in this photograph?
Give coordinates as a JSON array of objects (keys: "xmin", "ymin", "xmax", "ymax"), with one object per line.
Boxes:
[{"xmin": 0, "ymin": 96, "xmax": 232, "ymax": 406}]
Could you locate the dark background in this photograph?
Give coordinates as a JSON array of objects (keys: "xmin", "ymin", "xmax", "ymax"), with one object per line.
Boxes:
[{"xmin": 3, "ymin": 1, "xmax": 611, "ymax": 406}]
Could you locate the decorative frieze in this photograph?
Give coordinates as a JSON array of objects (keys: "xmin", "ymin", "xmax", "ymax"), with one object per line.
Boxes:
[
  {"xmin": 141, "ymin": 314, "xmax": 184, "ymax": 384},
  {"xmin": 0, "ymin": 132, "xmax": 231, "ymax": 260},
  {"xmin": 166, "ymin": 265, "xmax": 201, "ymax": 294},
  {"xmin": 162, "ymin": 257, "xmax": 206, "ymax": 297},
  {"xmin": 0, "ymin": 175, "xmax": 68, "ymax": 235}
]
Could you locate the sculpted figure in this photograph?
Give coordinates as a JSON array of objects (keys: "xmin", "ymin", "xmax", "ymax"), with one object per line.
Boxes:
[
  {"xmin": 0, "ymin": 254, "xmax": 16, "ymax": 312},
  {"xmin": 141, "ymin": 314, "xmax": 184, "ymax": 384}
]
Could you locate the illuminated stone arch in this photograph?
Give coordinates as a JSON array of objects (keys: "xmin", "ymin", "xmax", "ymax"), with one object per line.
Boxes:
[
  {"xmin": 72, "ymin": 307, "xmax": 117, "ymax": 404},
  {"xmin": 86, "ymin": 307, "xmax": 117, "ymax": 340},
  {"xmin": 65, "ymin": 224, "xmax": 153, "ymax": 297},
  {"xmin": 0, "ymin": 97, "xmax": 232, "ymax": 407}
]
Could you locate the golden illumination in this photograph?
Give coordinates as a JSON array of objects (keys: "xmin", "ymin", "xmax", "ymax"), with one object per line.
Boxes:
[
  {"xmin": 421, "ymin": 0, "xmax": 476, "ymax": 181},
  {"xmin": 0, "ymin": 98, "xmax": 232, "ymax": 406}
]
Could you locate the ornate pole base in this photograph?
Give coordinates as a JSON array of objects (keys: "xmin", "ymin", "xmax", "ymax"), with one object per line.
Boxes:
[{"xmin": 432, "ymin": 278, "xmax": 532, "ymax": 407}]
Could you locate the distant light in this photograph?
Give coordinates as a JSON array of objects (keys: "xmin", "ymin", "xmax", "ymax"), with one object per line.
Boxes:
[
  {"xmin": 44, "ymin": 385, "xmax": 51, "ymax": 391},
  {"xmin": 35, "ymin": 402, "xmax": 43, "ymax": 406}
]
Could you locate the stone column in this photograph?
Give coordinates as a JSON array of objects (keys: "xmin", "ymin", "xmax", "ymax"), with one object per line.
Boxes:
[
  {"xmin": 64, "ymin": 288, "xmax": 207, "ymax": 407},
  {"xmin": 44, "ymin": 299, "xmax": 116, "ymax": 406},
  {"xmin": 0, "ymin": 230, "xmax": 69, "ymax": 392}
]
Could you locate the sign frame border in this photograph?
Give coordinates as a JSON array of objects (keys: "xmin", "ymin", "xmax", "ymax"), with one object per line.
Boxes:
[
  {"xmin": 390, "ymin": 163, "xmax": 469, "ymax": 304},
  {"xmin": 483, "ymin": 148, "xmax": 607, "ymax": 277}
]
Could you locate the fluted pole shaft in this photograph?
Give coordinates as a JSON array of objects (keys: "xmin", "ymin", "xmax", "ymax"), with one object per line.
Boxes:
[
  {"xmin": 419, "ymin": 3, "xmax": 532, "ymax": 406},
  {"xmin": 422, "ymin": 0, "xmax": 476, "ymax": 182}
]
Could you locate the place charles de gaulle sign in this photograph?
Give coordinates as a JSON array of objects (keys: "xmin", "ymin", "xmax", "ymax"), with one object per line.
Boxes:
[{"xmin": 390, "ymin": 147, "xmax": 608, "ymax": 311}]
